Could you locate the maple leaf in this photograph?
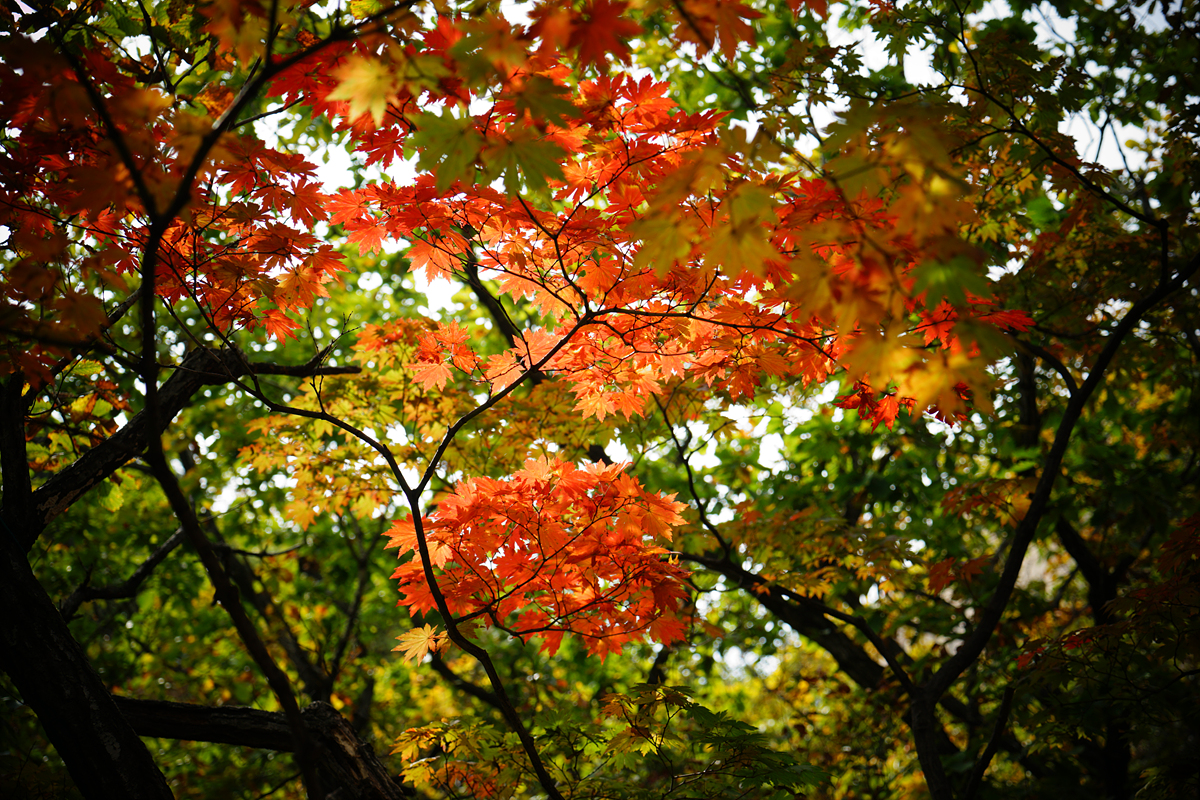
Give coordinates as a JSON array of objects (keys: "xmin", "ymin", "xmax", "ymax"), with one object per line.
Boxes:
[
  {"xmin": 512, "ymin": 74, "xmax": 580, "ymax": 128},
  {"xmin": 629, "ymin": 214, "xmax": 696, "ymax": 274},
  {"xmin": 411, "ymin": 112, "xmax": 485, "ymax": 192},
  {"xmin": 260, "ymin": 308, "xmax": 302, "ymax": 341},
  {"xmin": 481, "ymin": 129, "xmax": 566, "ymax": 194},
  {"xmin": 393, "ymin": 624, "xmax": 447, "ymax": 664},
  {"xmin": 326, "ymin": 189, "xmax": 373, "ymax": 227},
  {"xmin": 408, "ymin": 238, "xmax": 461, "ymax": 281},
  {"xmin": 326, "ymin": 54, "xmax": 397, "ymax": 127},
  {"xmin": 873, "ymin": 392, "xmax": 902, "ymax": 431},
  {"xmin": 347, "ymin": 221, "xmax": 387, "ymax": 255},
  {"xmin": 286, "ymin": 181, "xmax": 327, "ymax": 227},
  {"xmin": 927, "ymin": 557, "xmax": 956, "ymax": 595},
  {"xmin": 411, "ymin": 360, "xmax": 454, "ymax": 391},
  {"xmin": 713, "ymin": 0, "xmax": 762, "ymax": 59},
  {"xmin": 568, "ymin": 0, "xmax": 644, "ymax": 69},
  {"xmin": 575, "ymin": 389, "xmax": 615, "ymax": 421},
  {"xmin": 919, "ymin": 301, "xmax": 959, "ymax": 347},
  {"xmin": 978, "ymin": 308, "xmax": 1034, "ymax": 332},
  {"xmin": 290, "ymin": 500, "xmax": 318, "ymax": 530},
  {"xmin": 673, "ymin": 0, "xmax": 762, "ymax": 59},
  {"xmin": 484, "ymin": 351, "xmax": 523, "ymax": 393},
  {"xmin": 957, "ymin": 556, "xmax": 988, "ymax": 585}
]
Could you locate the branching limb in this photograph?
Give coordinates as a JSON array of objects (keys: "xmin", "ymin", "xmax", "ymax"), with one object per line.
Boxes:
[
  {"xmin": 912, "ymin": 255, "xmax": 1200, "ymax": 800},
  {"xmin": 207, "ymin": 518, "xmax": 333, "ymax": 702},
  {"xmin": 113, "ymin": 696, "xmax": 414, "ymax": 800},
  {"xmin": 928, "ymin": 253, "xmax": 1199, "ymax": 704},
  {"xmin": 145, "ymin": 450, "xmax": 321, "ymax": 793},
  {"xmin": 22, "ymin": 347, "xmax": 359, "ymax": 551},
  {"xmin": 653, "ymin": 395, "xmax": 733, "ymax": 558},
  {"xmin": 330, "ymin": 514, "xmax": 382, "ymax": 681},
  {"xmin": 961, "ymin": 687, "xmax": 1015, "ymax": 800},
  {"xmin": 60, "ymin": 527, "xmax": 186, "ymax": 622},
  {"xmin": 1013, "ymin": 338, "xmax": 1079, "ymax": 397},
  {"xmin": 0, "ymin": 520, "xmax": 175, "ymax": 799}
]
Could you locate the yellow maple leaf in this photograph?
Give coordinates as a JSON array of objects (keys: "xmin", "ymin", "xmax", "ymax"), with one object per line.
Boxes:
[
  {"xmin": 326, "ymin": 55, "xmax": 396, "ymax": 126},
  {"xmin": 393, "ymin": 624, "xmax": 447, "ymax": 665}
]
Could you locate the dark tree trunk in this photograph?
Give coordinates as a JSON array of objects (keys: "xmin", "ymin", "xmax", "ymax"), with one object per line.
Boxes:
[
  {"xmin": 115, "ymin": 697, "xmax": 411, "ymax": 799},
  {"xmin": 2, "ymin": 348, "xmax": 386, "ymax": 800},
  {"xmin": 1, "ymin": 530, "xmax": 412, "ymax": 800},
  {"xmin": 0, "ymin": 532, "xmax": 176, "ymax": 800}
]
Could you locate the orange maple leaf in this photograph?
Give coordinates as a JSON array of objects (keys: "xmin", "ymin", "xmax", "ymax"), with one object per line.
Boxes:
[
  {"xmin": 927, "ymin": 557, "xmax": 956, "ymax": 595},
  {"xmin": 392, "ymin": 458, "xmax": 690, "ymax": 658},
  {"xmin": 411, "ymin": 360, "xmax": 453, "ymax": 391},
  {"xmin": 569, "ymin": 0, "xmax": 643, "ymax": 69},
  {"xmin": 393, "ymin": 624, "xmax": 447, "ymax": 664}
]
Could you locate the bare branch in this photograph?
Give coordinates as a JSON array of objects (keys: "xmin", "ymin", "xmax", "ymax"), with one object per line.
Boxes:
[{"xmin": 60, "ymin": 528, "xmax": 186, "ymax": 622}]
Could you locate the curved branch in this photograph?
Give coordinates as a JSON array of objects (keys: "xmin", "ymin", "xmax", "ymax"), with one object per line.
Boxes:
[
  {"xmin": 927, "ymin": 253, "xmax": 1198, "ymax": 703},
  {"xmin": 114, "ymin": 697, "xmax": 412, "ymax": 800},
  {"xmin": 1, "ymin": 523, "xmax": 174, "ymax": 799},
  {"xmin": 60, "ymin": 527, "xmax": 186, "ymax": 622},
  {"xmin": 21, "ymin": 347, "xmax": 359, "ymax": 551},
  {"xmin": 428, "ymin": 653, "xmax": 503, "ymax": 709},
  {"xmin": 961, "ymin": 687, "xmax": 1015, "ymax": 800}
]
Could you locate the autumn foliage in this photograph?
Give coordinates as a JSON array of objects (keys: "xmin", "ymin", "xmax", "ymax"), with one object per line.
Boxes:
[
  {"xmin": 387, "ymin": 456, "xmax": 691, "ymax": 660},
  {"xmin": 1, "ymin": 0, "xmax": 1198, "ymax": 798}
]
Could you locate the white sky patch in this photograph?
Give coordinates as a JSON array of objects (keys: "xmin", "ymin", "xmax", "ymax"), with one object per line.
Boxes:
[
  {"xmin": 715, "ymin": 646, "xmax": 782, "ymax": 678},
  {"xmin": 210, "ymin": 479, "xmax": 243, "ymax": 515},
  {"xmin": 253, "ymin": 110, "xmax": 460, "ymax": 313},
  {"xmin": 758, "ymin": 433, "xmax": 785, "ymax": 470},
  {"xmin": 605, "ymin": 438, "xmax": 633, "ymax": 464},
  {"xmin": 716, "ymin": 382, "xmax": 843, "ymax": 471},
  {"xmin": 810, "ymin": 1, "xmax": 1152, "ymax": 179},
  {"xmin": 412, "ymin": 270, "xmax": 459, "ymax": 316},
  {"xmin": 500, "ymin": 0, "xmax": 535, "ymax": 26}
]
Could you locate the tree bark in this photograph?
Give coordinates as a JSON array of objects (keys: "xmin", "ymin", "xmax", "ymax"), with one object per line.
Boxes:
[
  {"xmin": 1, "ymin": 528, "xmax": 411, "ymax": 800},
  {"xmin": 115, "ymin": 697, "xmax": 411, "ymax": 800},
  {"xmin": 0, "ymin": 530, "xmax": 176, "ymax": 800},
  {"xmin": 19, "ymin": 347, "xmax": 360, "ymax": 552}
]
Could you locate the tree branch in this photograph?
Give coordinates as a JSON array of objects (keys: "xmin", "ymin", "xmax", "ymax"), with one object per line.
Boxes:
[
  {"xmin": 928, "ymin": 255, "xmax": 1198, "ymax": 703},
  {"xmin": 114, "ymin": 697, "xmax": 412, "ymax": 800},
  {"xmin": 206, "ymin": 517, "xmax": 332, "ymax": 702},
  {"xmin": 428, "ymin": 653, "xmax": 503, "ymax": 709},
  {"xmin": 60, "ymin": 527, "xmax": 186, "ymax": 622},
  {"xmin": 21, "ymin": 347, "xmax": 359, "ymax": 551},
  {"xmin": 961, "ymin": 687, "xmax": 1015, "ymax": 800},
  {"xmin": 0, "ymin": 521, "xmax": 174, "ymax": 799}
]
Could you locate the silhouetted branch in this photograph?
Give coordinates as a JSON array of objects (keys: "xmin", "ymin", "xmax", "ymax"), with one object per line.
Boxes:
[
  {"xmin": 60, "ymin": 528, "xmax": 186, "ymax": 622},
  {"xmin": 114, "ymin": 697, "xmax": 414, "ymax": 799},
  {"xmin": 22, "ymin": 346, "xmax": 360, "ymax": 551}
]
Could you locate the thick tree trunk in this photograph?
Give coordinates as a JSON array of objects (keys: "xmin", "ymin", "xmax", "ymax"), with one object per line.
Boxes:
[
  {"xmin": 115, "ymin": 697, "xmax": 411, "ymax": 800},
  {"xmin": 1, "ymin": 530, "xmax": 410, "ymax": 800},
  {"xmin": 2, "ymin": 348, "xmax": 384, "ymax": 800},
  {"xmin": 0, "ymin": 532, "xmax": 176, "ymax": 800}
]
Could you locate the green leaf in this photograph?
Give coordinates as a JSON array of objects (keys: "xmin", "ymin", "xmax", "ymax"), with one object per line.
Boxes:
[
  {"xmin": 481, "ymin": 129, "xmax": 565, "ymax": 194},
  {"xmin": 411, "ymin": 111, "xmax": 485, "ymax": 191}
]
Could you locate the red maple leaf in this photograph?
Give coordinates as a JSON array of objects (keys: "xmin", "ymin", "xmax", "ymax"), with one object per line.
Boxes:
[{"xmin": 568, "ymin": 0, "xmax": 644, "ymax": 69}]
